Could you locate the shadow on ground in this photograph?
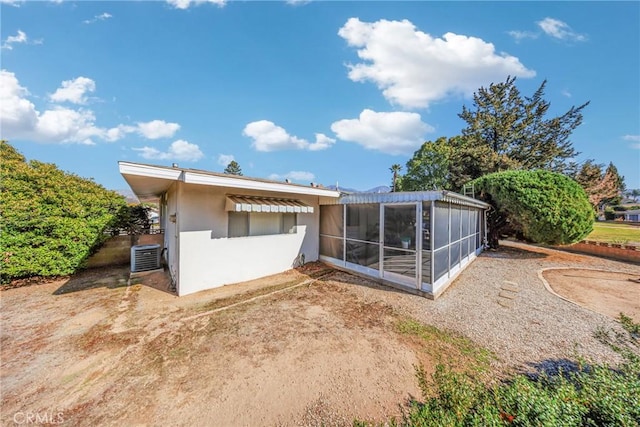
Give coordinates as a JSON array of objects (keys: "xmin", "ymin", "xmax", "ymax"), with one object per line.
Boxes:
[{"xmin": 53, "ymin": 266, "xmax": 130, "ymax": 295}]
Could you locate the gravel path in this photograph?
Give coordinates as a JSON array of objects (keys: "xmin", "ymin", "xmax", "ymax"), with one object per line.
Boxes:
[{"xmin": 335, "ymin": 241, "xmax": 640, "ymax": 374}]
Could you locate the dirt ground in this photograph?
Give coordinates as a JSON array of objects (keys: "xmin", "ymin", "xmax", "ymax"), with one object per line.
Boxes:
[
  {"xmin": 543, "ymin": 268, "xmax": 640, "ymax": 322},
  {"xmin": 0, "ymin": 264, "xmax": 483, "ymax": 427}
]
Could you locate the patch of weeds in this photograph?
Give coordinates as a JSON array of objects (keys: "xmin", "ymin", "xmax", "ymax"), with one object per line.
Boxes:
[
  {"xmin": 396, "ymin": 318, "xmax": 495, "ymax": 373},
  {"xmin": 75, "ymin": 323, "xmax": 139, "ymax": 352},
  {"xmin": 370, "ymin": 314, "xmax": 640, "ymax": 426},
  {"xmin": 619, "ymin": 312, "xmax": 640, "ymax": 336}
]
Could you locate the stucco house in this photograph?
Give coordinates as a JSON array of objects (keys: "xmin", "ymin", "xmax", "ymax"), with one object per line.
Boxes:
[{"xmin": 119, "ymin": 161, "xmax": 489, "ymax": 298}]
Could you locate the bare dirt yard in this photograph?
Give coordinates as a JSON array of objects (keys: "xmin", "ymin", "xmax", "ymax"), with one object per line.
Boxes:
[
  {"xmin": 1, "ymin": 265, "xmax": 486, "ymax": 427},
  {"xmin": 2, "ymin": 243, "xmax": 638, "ymax": 426},
  {"xmin": 542, "ymin": 268, "xmax": 640, "ymax": 322}
]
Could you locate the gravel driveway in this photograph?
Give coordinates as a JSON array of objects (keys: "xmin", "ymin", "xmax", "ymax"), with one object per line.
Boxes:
[{"xmin": 341, "ymin": 240, "xmax": 640, "ymax": 374}]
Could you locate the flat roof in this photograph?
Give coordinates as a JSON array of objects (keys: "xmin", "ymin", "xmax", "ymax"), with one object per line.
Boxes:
[
  {"xmin": 337, "ymin": 190, "xmax": 490, "ymax": 209},
  {"xmin": 119, "ymin": 161, "xmax": 342, "ymax": 201}
]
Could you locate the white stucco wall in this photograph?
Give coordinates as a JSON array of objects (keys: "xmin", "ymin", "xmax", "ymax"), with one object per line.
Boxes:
[{"xmin": 174, "ymin": 183, "xmax": 321, "ymax": 296}]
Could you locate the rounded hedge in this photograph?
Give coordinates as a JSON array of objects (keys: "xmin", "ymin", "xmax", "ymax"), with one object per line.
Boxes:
[{"xmin": 472, "ymin": 170, "xmax": 594, "ymax": 245}]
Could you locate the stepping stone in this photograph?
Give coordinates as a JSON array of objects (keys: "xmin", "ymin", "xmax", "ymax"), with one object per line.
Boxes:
[
  {"xmin": 501, "ymin": 284, "xmax": 519, "ymax": 292},
  {"xmin": 499, "ymin": 291, "xmax": 517, "ymax": 300},
  {"xmin": 498, "ymin": 299, "xmax": 513, "ymax": 308}
]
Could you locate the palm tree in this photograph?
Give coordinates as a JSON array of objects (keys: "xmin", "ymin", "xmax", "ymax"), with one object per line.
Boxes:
[{"xmin": 390, "ymin": 164, "xmax": 402, "ymax": 192}]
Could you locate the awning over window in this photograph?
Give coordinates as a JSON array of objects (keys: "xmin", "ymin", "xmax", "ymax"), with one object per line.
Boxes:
[{"xmin": 225, "ymin": 195, "xmax": 314, "ymax": 213}]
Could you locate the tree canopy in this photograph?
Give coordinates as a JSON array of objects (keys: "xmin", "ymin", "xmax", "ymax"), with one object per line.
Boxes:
[
  {"xmin": 398, "ymin": 77, "xmax": 593, "ymax": 192},
  {"xmin": 573, "ymin": 160, "xmax": 625, "ymax": 210},
  {"xmin": 471, "ymin": 170, "xmax": 594, "ymax": 248},
  {"xmin": 0, "ymin": 141, "xmax": 127, "ymax": 281},
  {"xmin": 223, "ymin": 160, "xmax": 243, "ymax": 176}
]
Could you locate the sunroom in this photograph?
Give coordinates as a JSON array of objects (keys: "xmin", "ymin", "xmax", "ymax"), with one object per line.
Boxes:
[{"xmin": 319, "ymin": 191, "xmax": 490, "ymax": 298}]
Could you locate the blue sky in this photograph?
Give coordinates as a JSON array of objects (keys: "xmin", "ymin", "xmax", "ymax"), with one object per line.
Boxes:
[{"xmin": 2, "ymin": 1, "xmax": 639, "ymax": 192}]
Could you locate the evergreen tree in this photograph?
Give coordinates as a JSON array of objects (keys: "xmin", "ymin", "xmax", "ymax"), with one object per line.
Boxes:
[{"xmin": 223, "ymin": 160, "xmax": 243, "ymax": 176}]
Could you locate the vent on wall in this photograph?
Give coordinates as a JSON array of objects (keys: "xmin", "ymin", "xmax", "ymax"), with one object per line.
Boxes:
[{"xmin": 131, "ymin": 244, "xmax": 161, "ymax": 272}]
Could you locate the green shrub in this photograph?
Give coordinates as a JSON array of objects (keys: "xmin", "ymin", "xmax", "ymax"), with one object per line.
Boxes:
[
  {"xmin": 0, "ymin": 141, "xmax": 126, "ymax": 281},
  {"xmin": 471, "ymin": 170, "xmax": 594, "ymax": 247},
  {"xmin": 383, "ymin": 316, "xmax": 640, "ymax": 427}
]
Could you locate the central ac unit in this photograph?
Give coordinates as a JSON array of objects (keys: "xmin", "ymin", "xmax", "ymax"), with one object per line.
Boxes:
[{"xmin": 131, "ymin": 244, "xmax": 161, "ymax": 272}]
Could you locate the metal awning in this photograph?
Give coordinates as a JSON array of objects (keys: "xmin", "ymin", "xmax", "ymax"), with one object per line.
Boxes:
[{"xmin": 225, "ymin": 195, "xmax": 314, "ymax": 213}]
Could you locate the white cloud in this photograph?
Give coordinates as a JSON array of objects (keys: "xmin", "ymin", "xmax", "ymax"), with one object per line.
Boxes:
[
  {"xmin": 331, "ymin": 109, "xmax": 433, "ymax": 155},
  {"xmin": 507, "ymin": 30, "xmax": 538, "ymax": 42},
  {"xmin": 134, "ymin": 140, "xmax": 204, "ymax": 161},
  {"xmin": 308, "ymin": 133, "xmax": 336, "ymax": 151},
  {"xmin": 537, "ymin": 17, "xmax": 586, "ymax": 42},
  {"xmin": 217, "ymin": 153, "xmax": 235, "ymax": 166},
  {"xmin": 0, "ymin": 0, "xmax": 22, "ymax": 7},
  {"xmin": 285, "ymin": 0, "xmax": 310, "ymax": 5},
  {"xmin": 166, "ymin": 0, "xmax": 226, "ymax": 9},
  {"xmin": 243, "ymin": 120, "xmax": 334, "ymax": 152},
  {"xmin": 268, "ymin": 171, "xmax": 315, "ymax": 182},
  {"xmin": 83, "ymin": 12, "xmax": 113, "ymax": 24},
  {"xmin": 2, "ymin": 30, "xmax": 28, "ymax": 50},
  {"xmin": 561, "ymin": 89, "xmax": 572, "ymax": 98},
  {"xmin": 338, "ymin": 18, "xmax": 535, "ymax": 109},
  {"xmin": 623, "ymin": 135, "xmax": 640, "ymax": 149},
  {"xmin": 49, "ymin": 77, "xmax": 96, "ymax": 104},
  {"xmin": 136, "ymin": 120, "xmax": 180, "ymax": 139},
  {"xmin": 0, "ymin": 70, "xmax": 182, "ymax": 145}
]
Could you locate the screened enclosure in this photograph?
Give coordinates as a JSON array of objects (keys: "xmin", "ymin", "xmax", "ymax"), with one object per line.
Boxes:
[{"xmin": 319, "ymin": 191, "xmax": 489, "ymax": 298}]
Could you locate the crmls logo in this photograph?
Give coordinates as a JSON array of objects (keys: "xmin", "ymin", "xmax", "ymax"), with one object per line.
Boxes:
[{"xmin": 13, "ymin": 411, "xmax": 64, "ymax": 425}]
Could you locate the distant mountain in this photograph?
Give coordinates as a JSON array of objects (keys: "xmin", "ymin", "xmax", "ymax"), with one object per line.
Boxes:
[
  {"xmin": 325, "ymin": 185, "xmax": 391, "ymax": 194},
  {"xmin": 116, "ymin": 189, "xmax": 139, "ymax": 204}
]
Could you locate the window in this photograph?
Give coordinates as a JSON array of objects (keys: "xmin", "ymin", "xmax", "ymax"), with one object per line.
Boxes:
[{"xmin": 228, "ymin": 212, "xmax": 296, "ymax": 238}]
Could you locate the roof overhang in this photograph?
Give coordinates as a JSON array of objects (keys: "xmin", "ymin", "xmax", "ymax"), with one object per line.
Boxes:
[{"xmin": 118, "ymin": 161, "xmax": 341, "ymax": 201}]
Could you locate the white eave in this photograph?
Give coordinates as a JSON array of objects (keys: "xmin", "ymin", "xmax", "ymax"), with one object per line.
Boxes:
[
  {"xmin": 336, "ymin": 190, "xmax": 490, "ymax": 209},
  {"xmin": 118, "ymin": 161, "xmax": 341, "ymax": 201}
]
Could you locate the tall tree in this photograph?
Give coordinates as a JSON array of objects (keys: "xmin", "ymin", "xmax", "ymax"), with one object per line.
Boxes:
[
  {"xmin": 400, "ymin": 78, "xmax": 589, "ymax": 192},
  {"xmin": 574, "ymin": 160, "xmax": 625, "ymax": 211},
  {"xmin": 223, "ymin": 160, "xmax": 243, "ymax": 176},
  {"xmin": 389, "ymin": 164, "xmax": 402, "ymax": 192},
  {"xmin": 459, "ymin": 76, "xmax": 589, "ymax": 174}
]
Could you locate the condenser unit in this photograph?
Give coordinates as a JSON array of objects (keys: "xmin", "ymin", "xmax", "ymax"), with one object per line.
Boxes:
[{"xmin": 131, "ymin": 244, "xmax": 161, "ymax": 272}]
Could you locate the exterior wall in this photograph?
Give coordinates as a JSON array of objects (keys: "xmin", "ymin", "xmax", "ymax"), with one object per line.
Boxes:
[
  {"xmin": 174, "ymin": 183, "xmax": 321, "ymax": 296},
  {"xmin": 164, "ymin": 182, "xmax": 180, "ymax": 287}
]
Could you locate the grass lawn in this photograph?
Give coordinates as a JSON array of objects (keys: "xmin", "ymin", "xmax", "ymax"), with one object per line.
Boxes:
[{"xmin": 586, "ymin": 222, "xmax": 640, "ymax": 244}]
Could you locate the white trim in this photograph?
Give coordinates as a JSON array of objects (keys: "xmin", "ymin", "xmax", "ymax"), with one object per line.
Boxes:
[
  {"xmin": 119, "ymin": 162, "xmax": 183, "ymax": 180},
  {"xmin": 184, "ymin": 171, "xmax": 339, "ymax": 197}
]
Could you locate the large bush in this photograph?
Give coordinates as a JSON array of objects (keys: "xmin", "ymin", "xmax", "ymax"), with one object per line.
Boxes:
[
  {"xmin": 0, "ymin": 141, "xmax": 127, "ymax": 280},
  {"xmin": 471, "ymin": 170, "xmax": 594, "ymax": 248}
]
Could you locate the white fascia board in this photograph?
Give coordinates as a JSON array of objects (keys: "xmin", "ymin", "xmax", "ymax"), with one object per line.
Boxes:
[
  {"xmin": 184, "ymin": 171, "xmax": 341, "ymax": 198},
  {"xmin": 118, "ymin": 162, "xmax": 182, "ymax": 181}
]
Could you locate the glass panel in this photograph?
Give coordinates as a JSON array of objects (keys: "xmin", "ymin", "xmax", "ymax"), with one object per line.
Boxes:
[
  {"xmin": 433, "ymin": 202, "xmax": 449, "ymax": 249},
  {"xmin": 346, "ymin": 240, "xmax": 379, "ymax": 268},
  {"xmin": 228, "ymin": 212, "xmax": 248, "ymax": 237},
  {"xmin": 451, "ymin": 241, "xmax": 461, "ymax": 267},
  {"xmin": 320, "ymin": 236, "xmax": 343, "ymax": 260},
  {"xmin": 383, "ymin": 248, "xmax": 416, "ymax": 278},
  {"xmin": 346, "ymin": 204, "xmax": 380, "ymax": 242},
  {"xmin": 461, "ymin": 208, "xmax": 470, "ymax": 238},
  {"xmin": 467, "ymin": 236, "xmax": 474, "ymax": 256},
  {"xmin": 320, "ymin": 205, "xmax": 343, "ymax": 237},
  {"xmin": 421, "ymin": 250, "xmax": 432, "ymax": 284},
  {"xmin": 422, "ymin": 202, "xmax": 431, "ymax": 251},
  {"xmin": 282, "ymin": 213, "xmax": 296, "ymax": 234},
  {"xmin": 451, "ymin": 206, "xmax": 461, "ymax": 242},
  {"xmin": 384, "ymin": 205, "xmax": 416, "ymax": 250},
  {"xmin": 434, "ymin": 248, "xmax": 449, "ymax": 281}
]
